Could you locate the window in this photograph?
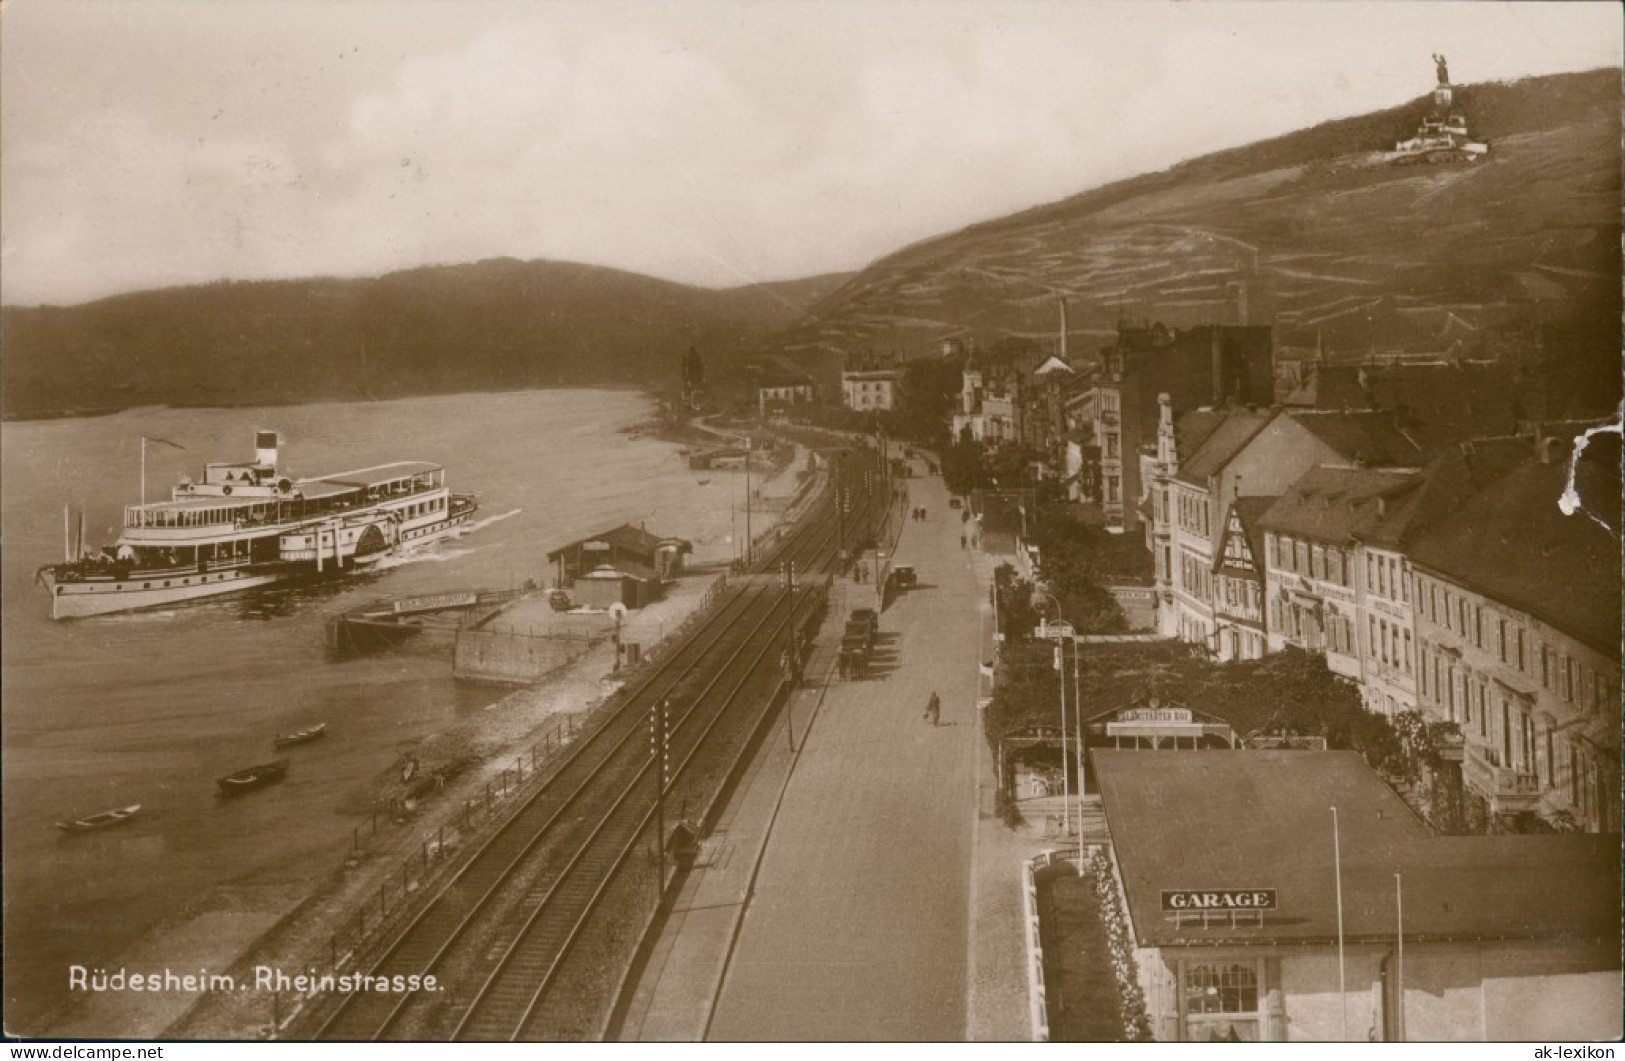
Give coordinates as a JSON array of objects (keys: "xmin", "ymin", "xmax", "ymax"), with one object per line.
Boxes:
[
  {"xmin": 1184, "ymin": 963, "xmax": 1258, "ymax": 1014},
  {"xmin": 1403, "ymin": 630, "xmax": 1412, "ymax": 674},
  {"xmin": 1563, "ymin": 656, "xmax": 1576, "ymax": 702},
  {"xmin": 1181, "ymin": 961, "xmax": 1263, "ymax": 1042},
  {"xmin": 1295, "ymin": 541, "xmax": 1308, "ymax": 574},
  {"xmin": 1516, "ymin": 628, "xmax": 1527, "ymax": 673},
  {"xmin": 1328, "ymin": 549, "xmax": 1344, "ymax": 586},
  {"xmin": 1377, "ymin": 557, "xmax": 1388, "ymax": 598},
  {"xmin": 1311, "ymin": 545, "xmax": 1324, "ymax": 581}
]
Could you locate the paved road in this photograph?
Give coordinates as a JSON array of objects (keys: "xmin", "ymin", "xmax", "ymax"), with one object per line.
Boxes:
[{"xmin": 704, "ymin": 471, "xmax": 983, "ymax": 1041}]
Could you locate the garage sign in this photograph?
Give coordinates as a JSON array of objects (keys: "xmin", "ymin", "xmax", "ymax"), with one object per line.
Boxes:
[{"xmin": 1161, "ymin": 889, "xmax": 1276, "ymax": 911}]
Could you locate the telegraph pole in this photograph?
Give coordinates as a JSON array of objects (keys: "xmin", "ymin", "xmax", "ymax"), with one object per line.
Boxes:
[
  {"xmin": 835, "ymin": 452, "xmax": 847, "ymax": 568},
  {"xmin": 651, "ymin": 700, "xmax": 670, "ymax": 892}
]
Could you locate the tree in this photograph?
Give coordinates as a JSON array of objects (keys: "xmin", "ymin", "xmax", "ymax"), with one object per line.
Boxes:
[
  {"xmin": 992, "ymin": 563, "xmax": 1039, "ymax": 643},
  {"xmin": 882, "ymin": 355, "xmax": 963, "ymax": 444},
  {"xmin": 942, "ymin": 436, "xmax": 982, "ymax": 496}
]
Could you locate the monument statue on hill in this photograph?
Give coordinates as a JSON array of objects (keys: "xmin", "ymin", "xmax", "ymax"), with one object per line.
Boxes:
[{"xmin": 1433, "ymin": 53, "xmax": 1449, "ymax": 85}]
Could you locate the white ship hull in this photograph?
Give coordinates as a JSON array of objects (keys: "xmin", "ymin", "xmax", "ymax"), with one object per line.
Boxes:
[
  {"xmin": 42, "ymin": 510, "xmax": 475, "ymax": 620},
  {"xmin": 43, "ymin": 566, "xmax": 291, "ymax": 620}
]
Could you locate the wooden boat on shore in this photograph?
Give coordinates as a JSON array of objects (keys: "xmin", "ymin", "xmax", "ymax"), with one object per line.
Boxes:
[
  {"xmin": 273, "ymin": 723, "xmax": 327, "ymax": 749},
  {"xmin": 217, "ymin": 759, "xmax": 289, "ymax": 796},
  {"xmin": 56, "ymin": 804, "xmax": 142, "ymax": 833}
]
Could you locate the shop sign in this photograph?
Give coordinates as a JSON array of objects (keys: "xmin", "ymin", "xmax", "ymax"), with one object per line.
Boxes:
[
  {"xmin": 1161, "ymin": 889, "xmax": 1276, "ymax": 911},
  {"xmin": 1119, "ymin": 707, "xmax": 1193, "ymax": 723}
]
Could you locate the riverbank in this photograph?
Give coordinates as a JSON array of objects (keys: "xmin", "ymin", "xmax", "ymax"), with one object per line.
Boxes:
[{"xmin": 39, "ymin": 437, "xmax": 816, "ymax": 1041}]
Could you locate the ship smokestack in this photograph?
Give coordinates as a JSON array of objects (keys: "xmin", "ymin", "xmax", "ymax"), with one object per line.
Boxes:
[{"xmin": 256, "ymin": 431, "xmax": 279, "ymax": 471}]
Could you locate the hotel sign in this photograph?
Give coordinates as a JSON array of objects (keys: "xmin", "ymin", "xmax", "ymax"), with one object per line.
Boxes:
[
  {"xmin": 1161, "ymin": 889, "xmax": 1277, "ymax": 911},
  {"xmin": 1118, "ymin": 707, "xmax": 1193, "ymax": 724}
]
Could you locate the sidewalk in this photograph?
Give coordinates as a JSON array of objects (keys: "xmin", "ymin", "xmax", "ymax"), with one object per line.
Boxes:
[
  {"xmin": 617, "ymin": 467, "xmax": 1050, "ymax": 1042},
  {"xmin": 962, "ymin": 541, "xmax": 1065, "ymax": 1042}
]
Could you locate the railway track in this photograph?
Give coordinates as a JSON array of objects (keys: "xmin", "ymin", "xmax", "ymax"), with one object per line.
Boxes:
[{"xmin": 309, "ymin": 446, "xmax": 890, "ymax": 1041}]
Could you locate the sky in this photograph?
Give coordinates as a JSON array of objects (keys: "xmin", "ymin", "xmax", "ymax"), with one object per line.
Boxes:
[{"xmin": 2, "ymin": 0, "xmax": 1619, "ymax": 307}]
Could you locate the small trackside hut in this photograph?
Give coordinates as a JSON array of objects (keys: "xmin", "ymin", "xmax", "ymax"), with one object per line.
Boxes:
[{"xmin": 545, "ymin": 523, "xmax": 693, "ymax": 610}]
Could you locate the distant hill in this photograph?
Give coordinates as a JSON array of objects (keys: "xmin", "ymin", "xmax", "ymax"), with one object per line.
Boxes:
[
  {"xmin": 772, "ymin": 67, "xmax": 1622, "ymax": 412},
  {"xmin": 0, "ymin": 260, "xmax": 850, "ymax": 420}
]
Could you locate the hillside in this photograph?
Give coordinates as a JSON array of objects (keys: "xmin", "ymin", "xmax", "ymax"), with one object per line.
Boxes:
[
  {"xmin": 0, "ymin": 261, "xmax": 850, "ymax": 420},
  {"xmin": 774, "ymin": 68, "xmax": 1622, "ymax": 408}
]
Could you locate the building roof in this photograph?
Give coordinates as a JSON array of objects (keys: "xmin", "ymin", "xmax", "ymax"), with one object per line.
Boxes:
[
  {"xmin": 1285, "ymin": 409, "xmax": 1424, "ymax": 468},
  {"xmin": 1406, "ymin": 438, "xmax": 1622, "ymax": 656},
  {"xmin": 1173, "ymin": 408, "xmax": 1229, "ymax": 464},
  {"xmin": 1256, "ymin": 465, "xmax": 1422, "ymax": 545},
  {"xmin": 1281, "ymin": 361, "xmax": 1530, "ymax": 452},
  {"xmin": 1173, "ymin": 409, "xmax": 1275, "ymax": 486},
  {"xmin": 546, "ymin": 523, "xmax": 692, "ymax": 563},
  {"xmin": 1093, "ymin": 750, "xmax": 1622, "ymax": 949}
]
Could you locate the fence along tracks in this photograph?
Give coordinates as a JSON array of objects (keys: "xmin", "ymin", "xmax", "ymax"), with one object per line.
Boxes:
[{"xmin": 310, "ymin": 452, "xmax": 879, "ymax": 1040}]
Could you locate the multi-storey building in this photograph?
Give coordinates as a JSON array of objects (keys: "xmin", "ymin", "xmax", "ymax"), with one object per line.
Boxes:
[
  {"xmin": 1087, "ymin": 322, "xmax": 1273, "ymax": 531},
  {"xmin": 1258, "ymin": 465, "xmax": 1423, "ymax": 694},
  {"xmin": 840, "ymin": 361, "xmax": 903, "ymax": 412},
  {"xmin": 1154, "ymin": 403, "xmax": 1422, "ymax": 650},
  {"xmin": 953, "ymin": 353, "xmax": 1023, "ymax": 444},
  {"xmin": 1407, "ymin": 434, "xmax": 1621, "ymax": 833}
]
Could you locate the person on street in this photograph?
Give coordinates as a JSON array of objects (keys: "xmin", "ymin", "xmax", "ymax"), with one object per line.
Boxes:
[{"xmin": 925, "ymin": 692, "xmax": 941, "ymax": 725}]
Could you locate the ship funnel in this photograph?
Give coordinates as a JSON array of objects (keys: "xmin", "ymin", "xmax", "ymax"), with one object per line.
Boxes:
[{"xmin": 256, "ymin": 431, "xmax": 279, "ymax": 470}]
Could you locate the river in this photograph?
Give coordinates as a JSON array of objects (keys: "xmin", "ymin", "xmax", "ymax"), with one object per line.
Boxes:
[{"xmin": 0, "ymin": 388, "xmax": 746, "ymax": 1035}]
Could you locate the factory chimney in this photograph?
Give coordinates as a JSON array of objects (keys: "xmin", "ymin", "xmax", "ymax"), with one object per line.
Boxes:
[{"xmin": 1058, "ymin": 297, "xmax": 1070, "ymax": 361}]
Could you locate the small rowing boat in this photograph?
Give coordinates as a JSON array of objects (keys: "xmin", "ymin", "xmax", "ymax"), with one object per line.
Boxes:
[
  {"xmin": 273, "ymin": 723, "xmax": 328, "ymax": 749},
  {"xmin": 217, "ymin": 759, "xmax": 289, "ymax": 796},
  {"xmin": 57, "ymin": 804, "xmax": 142, "ymax": 833}
]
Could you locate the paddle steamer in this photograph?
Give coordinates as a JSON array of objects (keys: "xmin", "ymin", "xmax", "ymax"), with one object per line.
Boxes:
[{"xmin": 39, "ymin": 432, "xmax": 478, "ymax": 619}]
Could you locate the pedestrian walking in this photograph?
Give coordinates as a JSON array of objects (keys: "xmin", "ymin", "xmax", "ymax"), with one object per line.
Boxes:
[
  {"xmin": 925, "ymin": 692, "xmax": 941, "ymax": 725},
  {"xmin": 960, "ymin": 534, "xmax": 966, "ymax": 550}
]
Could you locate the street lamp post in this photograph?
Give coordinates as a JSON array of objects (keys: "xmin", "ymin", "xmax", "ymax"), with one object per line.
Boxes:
[{"xmin": 1072, "ymin": 638, "xmax": 1084, "ymax": 837}]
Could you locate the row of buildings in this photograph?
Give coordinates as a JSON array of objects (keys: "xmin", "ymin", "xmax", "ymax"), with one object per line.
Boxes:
[
  {"xmin": 741, "ymin": 353, "xmax": 905, "ymax": 418},
  {"xmin": 950, "ymin": 319, "xmax": 1278, "ymax": 530},
  {"xmin": 1143, "ymin": 388, "xmax": 1620, "ymax": 835},
  {"xmin": 946, "ymin": 309, "xmax": 1617, "ymax": 836}
]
